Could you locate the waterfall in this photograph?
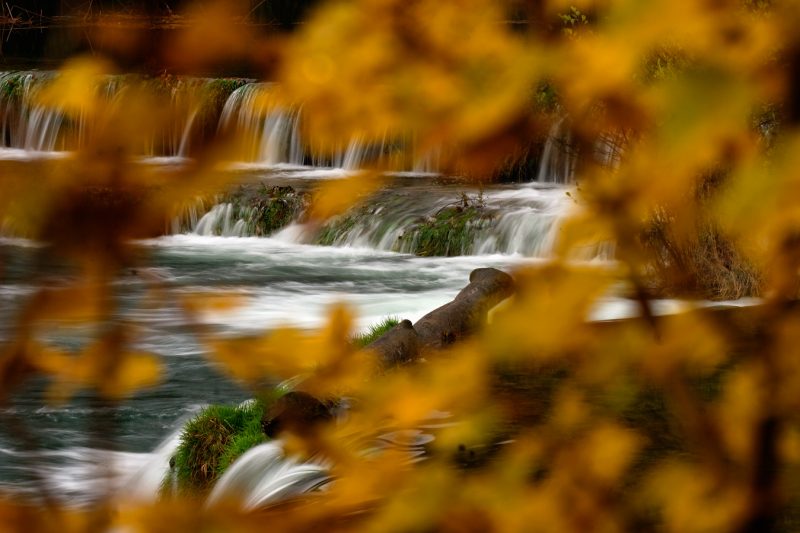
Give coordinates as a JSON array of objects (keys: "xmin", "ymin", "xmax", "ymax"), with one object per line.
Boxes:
[
  {"xmin": 164, "ymin": 185, "xmax": 608, "ymax": 259},
  {"xmin": 118, "ymin": 427, "xmax": 184, "ymax": 502},
  {"xmin": 206, "ymin": 442, "xmax": 329, "ymax": 510},
  {"xmin": 0, "ymin": 72, "xmax": 245, "ymax": 158},
  {"xmin": 217, "ymin": 83, "xmax": 440, "ymax": 173},
  {"xmin": 149, "ymin": 77, "xmax": 233, "ymax": 158},
  {"xmin": 536, "ymin": 116, "xmax": 576, "ymax": 184},
  {"xmin": 218, "ymin": 83, "xmax": 305, "ymax": 166},
  {"xmin": 192, "ymin": 203, "xmax": 248, "ymax": 237},
  {"xmin": 0, "ymin": 71, "xmax": 71, "ymax": 152},
  {"xmin": 176, "ymin": 109, "xmax": 199, "ymax": 158},
  {"xmin": 0, "ymin": 72, "xmax": 439, "ymax": 172}
]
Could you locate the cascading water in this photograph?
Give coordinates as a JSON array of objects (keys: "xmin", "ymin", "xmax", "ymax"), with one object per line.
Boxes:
[
  {"xmin": 0, "ymin": 71, "xmax": 69, "ymax": 152},
  {"xmin": 118, "ymin": 426, "xmax": 185, "ymax": 502},
  {"xmin": 0, "ymin": 73, "xmax": 481, "ymax": 175},
  {"xmin": 217, "ymin": 83, "xmax": 438, "ymax": 172},
  {"xmin": 192, "ymin": 203, "xmax": 249, "ymax": 237},
  {"xmin": 0, "ymin": 72, "xmax": 602, "ymax": 180},
  {"xmin": 536, "ymin": 116, "xmax": 576, "ymax": 184},
  {"xmin": 206, "ymin": 442, "xmax": 330, "ymax": 510},
  {"xmin": 0, "ymin": 72, "xmax": 245, "ymax": 158},
  {"xmin": 171, "ymin": 184, "xmax": 609, "ymax": 259},
  {"xmin": 219, "ymin": 83, "xmax": 305, "ymax": 166}
]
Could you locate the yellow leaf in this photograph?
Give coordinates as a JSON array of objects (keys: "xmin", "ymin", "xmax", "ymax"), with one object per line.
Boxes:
[
  {"xmin": 37, "ymin": 57, "xmax": 112, "ymax": 116},
  {"xmin": 309, "ymin": 173, "xmax": 385, "ymax": 221}
]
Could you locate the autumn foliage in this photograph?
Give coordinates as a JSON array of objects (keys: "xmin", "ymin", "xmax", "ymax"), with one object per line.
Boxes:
[{"xmin": 2, "ymin": 0, "xmax": 800, "ymax": 531}]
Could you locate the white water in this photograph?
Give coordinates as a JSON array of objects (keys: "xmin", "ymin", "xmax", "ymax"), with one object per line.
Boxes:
[
  {"xmin": 176, "ymin": 183, "xmax": 600, "ymax": 259},
  {"xmin": 0, "ymin": 72, "xmax": 66, "ymax": 152},
  {"xmin": 192, "ymin": 203, "xmax": 249, "ymax": 237},
  {"xmin": 536, "ymin": 116, "xmax": 576, "ymax": 184},
  {"xmin": 206, "ymin": 442, "xmax": 329, "ymax": 510},
  {"xmin": 0, "ymin": 74, "xmax": 625, "ymax": 510},
  {"xmin": 0, "ymin": 71, "xmax": 592, "ymax": 182},
  {"xmin": 118, "ymin": 426, "xmax": 185, "ymax": 502},
  {"xmin": 219, "ymin": 83, "xmax": 305, "ymax": 166},
  {"xmin": 0, "ymin": 73, "xmax": 227, "ymax": 158}
]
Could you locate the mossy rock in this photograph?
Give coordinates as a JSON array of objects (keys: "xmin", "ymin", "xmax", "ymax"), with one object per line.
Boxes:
[
  {"xmin": 315, "ymin": 209, "xmax": 362, "ymax": 246},
  {"xmin": 404, "ymin": 203, "xmax": 494, "ymax": 257},
  {"xmin": 251, "ymin": 186, "xmax": 308, "ymax": 235},
  {"xmin": 225, "ymin": 184, "xmax": 309, "ymax": 236},
  {"xmin": 261, "ymin": 391, "xmax": 334, "ymax": 440}
]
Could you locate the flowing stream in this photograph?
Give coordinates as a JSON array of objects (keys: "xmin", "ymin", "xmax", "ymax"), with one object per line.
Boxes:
[{"xmin": 0, "ymin": 70, "xmax": 618, "ymax": 508}]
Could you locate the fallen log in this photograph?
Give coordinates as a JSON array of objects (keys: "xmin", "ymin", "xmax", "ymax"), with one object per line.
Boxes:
[
  {"xmin": 368, "ymin": 267, "xmax": 515, "ymax": 368},
  {"xmin": 266, "ymin": 269, "xmax": 515, "ymax": 437},
  {"xmin": 368, "ymin": 319, "xmax": 420, "ymax": 368}
]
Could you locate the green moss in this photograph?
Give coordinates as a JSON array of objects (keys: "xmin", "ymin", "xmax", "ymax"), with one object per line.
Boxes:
[
  {"xmin": 316, "ymin": 210, "xmax": 360, "ymax": 246},
  {"xmin": 1, "ymin": 74, "xmax": 23, "ymax": 100},
  {"xmin": 353, "ymin": 316, "xmax": 401, "ymax": 347},
  {"xmin": 316, "ymin": 193, "xmax": 494, "ymax": 256},
  {"xmin": 225, "ymin": 185, "xmax": 308, "ymax": 236},
  {"xmin": 406, "ymin": 199, "xmax": 494, "ymax": 257},
  {"xmin": 170, "ymin": 401, "xmax": 266, "ymax": 494}
]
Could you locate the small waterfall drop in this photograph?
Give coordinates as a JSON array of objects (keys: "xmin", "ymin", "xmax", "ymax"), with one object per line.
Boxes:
[
  {"xmin": 0, "ymin": 72, "xmax": 72, "ymax": 152},
  {"xmin": 536, "ymin": 116, "xmax": 576, "ymax": 184},
  {"xmin": 192, "ymin": 203, "xmax": 248, "ymax": 237},
  {"xmin": 118, "ymin": 426, "xmax": 184, "ymax": 502},
  {"xmin": 219, "ymin": 83, "xmax": 305, "ymax": 166},
  {"xmin": 0, "ymin": 72, "xmax": 244, "ymax": 158},
  {"xmin": 165, "ymin": 185, "xmax": 611, "ymax": 259},
  {"xmin": 206, "ymin": 442, "xmax": 329, "ymax": 510}
]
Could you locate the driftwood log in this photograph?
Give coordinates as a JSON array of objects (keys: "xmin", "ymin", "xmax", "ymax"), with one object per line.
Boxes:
[
  {"xmin": 369, "ymin": 267, "xmax": 515, "ymax": 368},
  {"xmin": 264, "ymin": 268, "xmax": 515, "ymax": 438}
]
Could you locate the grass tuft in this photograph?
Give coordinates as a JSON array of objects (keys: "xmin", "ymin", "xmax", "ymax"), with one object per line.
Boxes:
[
  {"xmin": 170, "ymin": 400, "xmax": 266, "ymax": 495},
  {"xmin": 353, "ymin": 316, "xmax": 401, "ymax": 347}
]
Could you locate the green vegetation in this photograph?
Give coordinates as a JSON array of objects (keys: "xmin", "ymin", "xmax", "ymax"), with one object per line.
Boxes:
[
  {"xmin": 227, "ymin": 185, "xmax": 309, "ymax": 236},
  {"xmin": 404, "ymin": 194, "xmax": 493, "ymax": 257},
  {"xmin": 316, "ymin": 209, "xmax": 361, "ymax": 246},
  {"xmin": 353, "ymin": 316, "xmax": 401, "ymax": 347},
  {"xmin": 169, "ymin": 400, "xmax": 267, "ymax": 494},
  {"xmin": 0, "ymin": 74, "xmax": 24, "ymax": 100}
]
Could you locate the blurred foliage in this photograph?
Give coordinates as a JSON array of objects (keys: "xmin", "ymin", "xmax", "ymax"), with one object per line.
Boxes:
[{"xmin": 1, "ymin": 0, "xmax": 800, "ymax": 531}]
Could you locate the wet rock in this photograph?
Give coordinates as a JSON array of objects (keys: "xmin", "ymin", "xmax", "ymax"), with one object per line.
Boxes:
[{"xmin": 261, "ymin": 391, "xmax": 333, "ymax": 439}]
